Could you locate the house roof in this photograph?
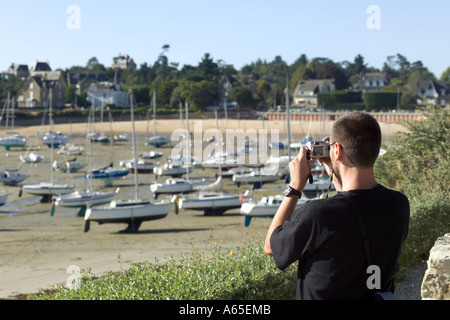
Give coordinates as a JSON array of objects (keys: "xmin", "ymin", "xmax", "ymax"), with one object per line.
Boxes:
[
  {"xmin": 67, "ymin": 69, "xmax": 106, "ymax": 85},
  {"xmin": 359, "ymin": 72, "xmax": 389, "ymax": 82},
  {"xmin": 418, "ymin": 79, "xmax": 450, "ymax": 93},
  {"xmin": 28, "ymin": 60, "xmax": 51, "ymax": 72},
  {"xmin": 25, "ymin": 71, "xmax": 63, "ymax": 89},
  {"xmin": 294, "ymin": 79, "xmax": 335, "ymax": 94}
]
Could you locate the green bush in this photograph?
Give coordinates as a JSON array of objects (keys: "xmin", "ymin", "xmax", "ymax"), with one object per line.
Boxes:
[
  {"xmin": 375, "ymin": 105, "xmax": 450, "ymax": 270},
  {"xmin": 363, "ymin": 91, "xmax": 400, "ymax": 110},
  {"xmin": 29, "ymin": 234, "xmax": 297, "ymax": 300},
  {"xmin": 317, "ymin": 90, "xmax": 362, "ymax": 109}
]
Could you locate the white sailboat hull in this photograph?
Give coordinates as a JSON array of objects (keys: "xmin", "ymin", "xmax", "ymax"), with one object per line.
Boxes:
[
  {"xmin": 22, "ymin": 182, "xmax": 74, "ymax": 196},
  {"xmin": 153, "ymin": 164, "xmax": 192, "ymax": 177},
  {"xmin": 240, "ymin": 198, "xmax": 308, "ymax": 216},
  {"xmin": 85, "ymin": 200, "xmax": 173, "ymax": 224},
  {"xmin": 178, "ymin": 192, "xmax": 245, "ymax": 211},
  {"xmin": 232, "ymin": 172, "xmax": 280, "ymax": 183},
  {"xmin": 150, "ymin": 178, "xmax": 209, "ymax": 194},
  {"xmin": 54, "ymin": 191, "xmax": 115, "ymax": 208},
  {"xmin": 0, "ymin": 135, "xmax": 27, "ymax": 147}
]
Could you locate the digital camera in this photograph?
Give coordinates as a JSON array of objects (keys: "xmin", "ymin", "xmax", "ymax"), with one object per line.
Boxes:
[{"xmin": 306, "ymin": 141, "xmax": 330, "ymax": 159}]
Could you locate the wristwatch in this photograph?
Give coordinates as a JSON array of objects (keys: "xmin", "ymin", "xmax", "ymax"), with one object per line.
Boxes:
[{"xmin": 283, "ymin": 186, "xmax": 302, "ymax": 198}]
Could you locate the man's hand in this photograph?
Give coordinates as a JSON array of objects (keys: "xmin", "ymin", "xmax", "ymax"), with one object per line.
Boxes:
[{"xmin": 288, "ymin": 147, "xmax": 316, "ymax": 191}]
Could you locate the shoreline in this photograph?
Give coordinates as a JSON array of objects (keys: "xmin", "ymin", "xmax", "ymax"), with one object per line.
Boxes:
[{"xmin": 14, "ymin": 118, "xmax": 408, "ymax": 139}]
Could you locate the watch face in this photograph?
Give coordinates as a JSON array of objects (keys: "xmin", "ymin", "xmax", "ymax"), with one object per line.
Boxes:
[{"xmin": 283, "ymin": 186, "xmax": 291, "ymax": 196}]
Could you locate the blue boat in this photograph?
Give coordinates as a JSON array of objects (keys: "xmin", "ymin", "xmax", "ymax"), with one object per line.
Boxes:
[{"xmin": 86, "ymin": 163, "xmax": 129, "ymax": 180}]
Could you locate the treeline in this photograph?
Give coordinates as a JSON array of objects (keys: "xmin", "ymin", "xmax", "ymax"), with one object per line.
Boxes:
[
  {"xmin": 2, "ymin": 48, "xmax": 450, "ymax": 112},
  {"xmin": 75, "ymin": 51, "xmax": 448, "ymax": 111}
]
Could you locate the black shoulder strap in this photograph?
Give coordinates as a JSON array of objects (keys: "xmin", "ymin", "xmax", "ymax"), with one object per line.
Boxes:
[{"xmin": 342, "ymin": 192, "xmax": 372, "ymax": 266}]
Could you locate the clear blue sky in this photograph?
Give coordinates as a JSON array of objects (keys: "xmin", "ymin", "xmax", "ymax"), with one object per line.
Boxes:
[{"xmin": 1, "ymin": 0, "xmax": 449, "ymax": 78}]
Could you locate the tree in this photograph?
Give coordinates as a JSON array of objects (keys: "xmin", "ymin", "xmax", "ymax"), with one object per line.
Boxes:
[
  {"xmin": 255, "ymin": 80, "xmax": 271, "ymax": 106},
  {"xmin": 64, "ymin": 85, "xmax": 77, "ymax": 105},
  {"xmin": 440, "ymin": 67, "xmax": 450, "ymax": 82},
  {"xmin": 86, "ymin": 57, "xmax": 105, "ymax": 71},
  {"xmin": 314, "ymin": 62, "xmax": 350, "ymax": 90},
  {"xmin": 229, "ymin": 86, "xmax": 257, "ymax": 108}
]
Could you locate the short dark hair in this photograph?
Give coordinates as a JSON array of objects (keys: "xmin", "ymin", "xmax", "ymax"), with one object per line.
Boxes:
[{"xmin": 331, "ymin": 112, "xmax": 381, "ymax": 168}]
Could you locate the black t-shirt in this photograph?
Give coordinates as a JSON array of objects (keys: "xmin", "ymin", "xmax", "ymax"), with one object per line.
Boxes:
[{"xmin": 270, "ymin": 184, "xmax": 410, "ymax": 300}]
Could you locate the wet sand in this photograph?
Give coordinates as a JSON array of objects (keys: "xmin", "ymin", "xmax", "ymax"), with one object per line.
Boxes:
[{"xmin": 0, "ymin": 119, "xmax": 407, "ymax": 299}]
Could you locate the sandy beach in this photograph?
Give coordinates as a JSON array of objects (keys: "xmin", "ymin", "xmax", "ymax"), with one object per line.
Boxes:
[{"xmin": 0, "ymin": 118, "xmax": 409, "ymax": 299}]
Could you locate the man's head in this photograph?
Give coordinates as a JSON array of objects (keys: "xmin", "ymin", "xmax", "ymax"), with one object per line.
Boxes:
[{"xmin": 330, "ymin": 112, "xmax": 382, "ymax": 169}]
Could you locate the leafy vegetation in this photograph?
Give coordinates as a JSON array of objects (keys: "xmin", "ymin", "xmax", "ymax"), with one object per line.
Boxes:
[
  {"xmin": 2, "ymin": 51, "xmax": 442, "ymax": 112},
  {"xmin": 375, "ymin": 105, "xmax": 450, "ymax": 267},
  {"xmin": 30, "ymin": 233, "xmax": 297, "ymax": 300}
]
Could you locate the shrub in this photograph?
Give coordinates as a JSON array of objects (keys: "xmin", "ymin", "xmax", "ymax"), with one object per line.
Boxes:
[
  {"xmin": 29, "ymin": 234, "xmax": 297, "ymax": 300},
  {"xmin": 375, "ymin": 105, "xmax": 450, "ymax": 269}
]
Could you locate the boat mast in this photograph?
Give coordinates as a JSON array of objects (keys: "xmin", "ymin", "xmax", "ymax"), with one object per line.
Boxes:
[
  {"xmin": 152, "ymin": 91, "xmax": 156, "ymax": 136},
  {"xmin": 130, "ymin": 91, "xmax": 139, "ymax": 200},
  {"xmin": 286, "ymin": 77, "xmax": 291, "ymax": 162},
  {"xmin": 49, "ymin": 88, "xmax": 54, "ymax": 184}
]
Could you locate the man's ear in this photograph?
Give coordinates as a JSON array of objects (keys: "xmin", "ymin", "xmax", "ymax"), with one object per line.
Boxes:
[{"xmin": 334, "ymin": 143, "xmax": 343, "ymax": 162}]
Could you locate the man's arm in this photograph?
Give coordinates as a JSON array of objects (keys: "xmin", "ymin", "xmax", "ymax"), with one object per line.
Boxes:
[{"xmin": 264, "ymin": 147, "xmax": 315, "ymax": 256}]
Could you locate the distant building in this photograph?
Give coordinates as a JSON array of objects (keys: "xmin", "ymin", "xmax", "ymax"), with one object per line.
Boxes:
[
  {"xmin": 416, "ymin": 79, "xmax": 450, "ymax": 107},
  {"xmin": 87, "ymin": 82, "xmax": 130, "ymax": 108},
  {"xmin": 6, "ymin": 63, "xmax": 30, "ymax": 80},
  {"xmin": 354, "ymin": 72, "xmax": 390, "ymax": 92},
  {"xmin": 19, "ymin": 71, "xmax": 66, "ymax": 108},
  {"xmin": 111, "ymin": 53, "xmax": 136, "ymax": 70},
  {"xmin": 28, "ymin": 60, "xmax": 52, "ymax": 73},
  {"xmin": 67, "ymin": 69, "xmax": 107, "ymax": 94},
  {"xmin": 292, "ymin": 79, "xmax": 336, "ymax": 106}
]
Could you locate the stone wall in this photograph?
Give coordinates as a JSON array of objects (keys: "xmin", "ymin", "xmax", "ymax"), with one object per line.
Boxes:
[{"xmin": 421, "ymin": 233, "xmax": 450, "ymax": 300}]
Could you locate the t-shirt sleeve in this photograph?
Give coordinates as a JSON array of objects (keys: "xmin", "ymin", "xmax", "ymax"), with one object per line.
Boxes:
[{"xmin": 269, "ymin": 203, "xmax": 316, "ymax": 270}]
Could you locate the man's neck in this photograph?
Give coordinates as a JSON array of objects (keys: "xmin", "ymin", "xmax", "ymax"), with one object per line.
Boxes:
[{"xmin": 340, "ymin": 167, "xmax": 378, "ymax": 192}]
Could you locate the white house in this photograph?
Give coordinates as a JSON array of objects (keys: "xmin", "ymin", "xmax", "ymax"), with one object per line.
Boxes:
[
  {"xmin": 292, "ymin": 79, "xmax": 336, "ymax": 106},
  {"xmin": 354, "ymin": 73, "xmax": 390, "ymax": 92},
  {"xmin": 416, "ymin": 80, "xmax": 450, "ymax": 106},
  {"xmin": 87, "ymin": 82, "xmax": 130, "ymax": 108}
]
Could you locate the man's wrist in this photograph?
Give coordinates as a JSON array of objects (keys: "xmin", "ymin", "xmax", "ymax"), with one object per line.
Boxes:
[{"xmin": 283, "ymin": 186, "xmax": 302, "ymax": 198}]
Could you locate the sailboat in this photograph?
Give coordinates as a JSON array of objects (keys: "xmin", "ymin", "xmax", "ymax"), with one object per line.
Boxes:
[
  {"xmin": 84, "ymin": 91, "xmax": 173, "ymax": 232},
  {"xmin": 85, "ymin": 109, "xmax": 129, "ymax": 184},
  {"xmin": 52, "ymin": 157, "xmax": 86, "ymax": 173},
  {"xmin": 19, "ymin": 152, "xmax": 44, "ymax": 163},
  {"xmin": 0, "ymin": 92, "xmax": 27, "ymax": 150},
  {"xmin": 21, "ymin": 90, "xmax": 74, "ymax": 202},
  {"xmin": 53, "ymin": 106, "xmax": 115, "ymax": 216},
  {"xmin": 0, "ymin": 169, "xmax": 28, "ymax": 186},
  {"xmin": 144, "ymin": 91, "xmax": 170, "ymax": 148},
  {"xmin": 58, "ymin": 143, "xmax": 84, "ymax": 155},
  {"xmin": 240, "ymin": 195, "xmax": 309, "ymax": 226},
  {"xmin": 175, "ymin": 110, "xmax": 249, "ymax": 216}
]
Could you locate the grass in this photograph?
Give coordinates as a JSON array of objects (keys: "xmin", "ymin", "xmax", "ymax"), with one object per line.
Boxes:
[{"xmin": 30, "ymin": 232, "xmax": 297, "ymax": 300}]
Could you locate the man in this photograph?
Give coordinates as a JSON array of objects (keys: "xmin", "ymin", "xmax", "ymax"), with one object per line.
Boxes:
[{"xmin": 264, "ymin": 112, "xmax": 410, "ymax": 300}]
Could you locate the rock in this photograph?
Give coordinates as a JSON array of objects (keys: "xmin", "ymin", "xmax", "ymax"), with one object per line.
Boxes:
[{"xmin": 421, "ymin": 233, "xmax": 450, "ymax": 300}]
